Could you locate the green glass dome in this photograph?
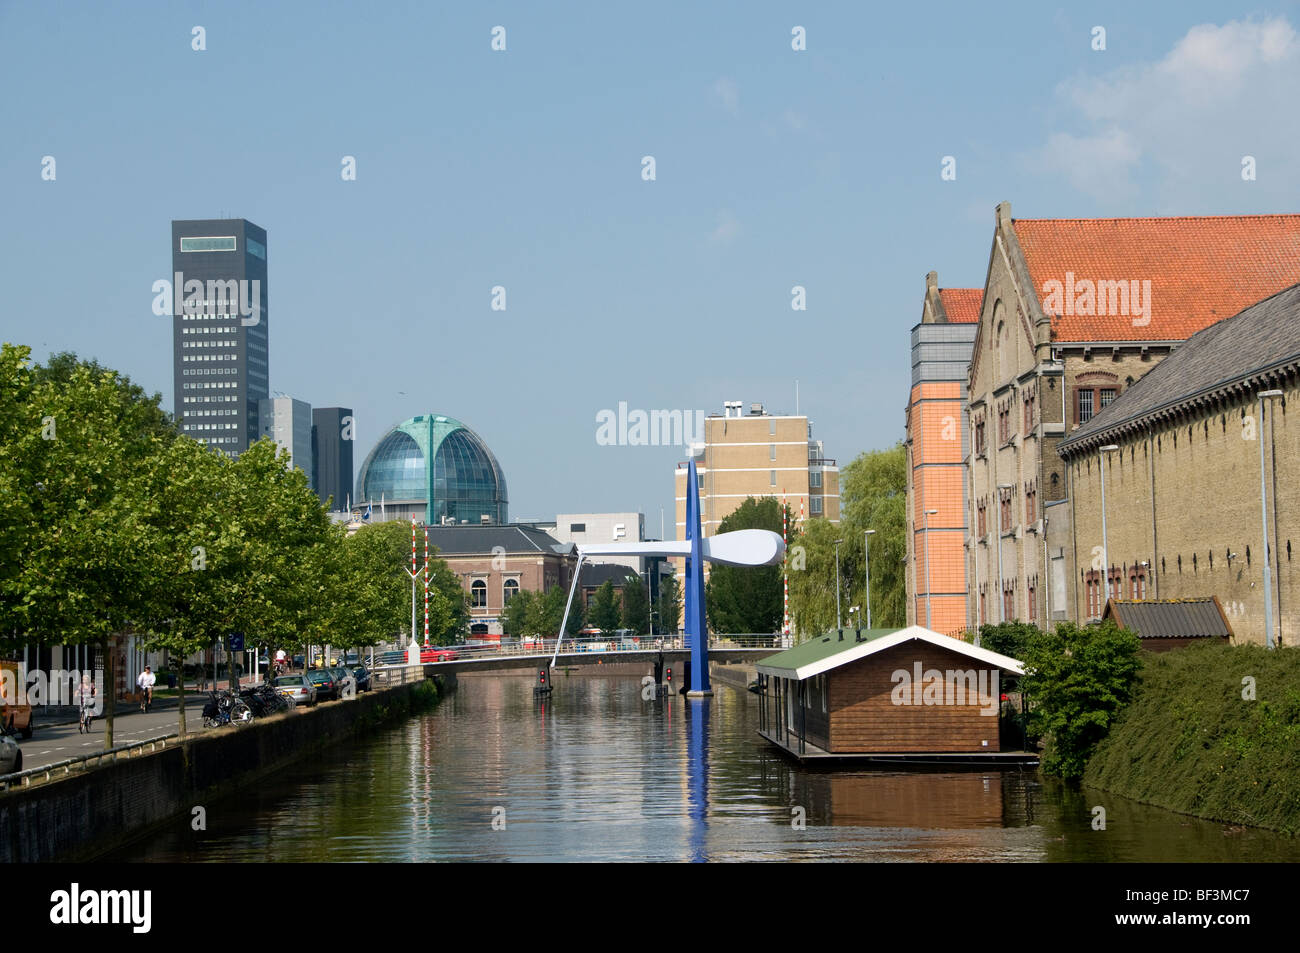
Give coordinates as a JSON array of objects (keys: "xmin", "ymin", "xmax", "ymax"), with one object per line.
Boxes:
[{"xmin": 356, "ymin": 415, "xmax": 508, "ymax": 524}]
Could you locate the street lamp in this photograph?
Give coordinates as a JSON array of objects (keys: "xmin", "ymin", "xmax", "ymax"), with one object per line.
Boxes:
[
  {"xmin": 1258, "ymin": 389, "xmax": 1284, "ymax": 648},
  {"xmin": 864, "ymin": 530, "xmax": 877, "ymax": 629},
  {"xmin": 923, "ymin": 509, "xmax": 938, "ymax": 630},
  {"xmin": 996, "ymin": 484, "xmax": 1013, "ymax": 621},
  {"xmin": 833, "ymin": 539, "xmax": 844, "ymax": 629},
  {"xmin": 1099, "ymin": 445, "xmax": 1119, "ymax": 608}
]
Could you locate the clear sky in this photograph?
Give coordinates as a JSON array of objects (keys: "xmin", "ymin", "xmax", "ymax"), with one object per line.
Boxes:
[{"xmin": 3, "ymin": 1, "xmax": 1297, "ymax": 532}]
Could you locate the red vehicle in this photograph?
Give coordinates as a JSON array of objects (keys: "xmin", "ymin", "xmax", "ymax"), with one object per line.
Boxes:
[{"xmin": 420, "ymin": 645, "xmax": 459, "ymax": 663}]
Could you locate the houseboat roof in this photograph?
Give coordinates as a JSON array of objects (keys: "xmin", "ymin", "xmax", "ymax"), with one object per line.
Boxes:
[{"xmin": 756, "ymin": 625, "xmax": 1025, "ymax": 680}]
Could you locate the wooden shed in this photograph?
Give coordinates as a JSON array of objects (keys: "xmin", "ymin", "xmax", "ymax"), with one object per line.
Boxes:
[
  {"xmin": 755, "ymin": 625, "xmax": 1028, "ymax": 762},
  {"xmin": 1102, "ymin": 598, "xmax": 1234, "ymax": 652}
]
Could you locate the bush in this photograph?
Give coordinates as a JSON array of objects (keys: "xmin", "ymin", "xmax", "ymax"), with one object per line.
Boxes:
[
  {"xmin": 1084, "ymin": 642, "xmax": 1300, "ymax": 833},
  {"xmin": 1022, "ymin": 620, "xmax": 1141, "ymax": 780}
]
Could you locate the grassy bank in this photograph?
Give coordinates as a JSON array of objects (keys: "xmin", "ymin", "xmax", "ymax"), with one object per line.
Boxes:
[{"xmin": 1083, "ymin": 643, "xmax": 1300, "ymax": 833}]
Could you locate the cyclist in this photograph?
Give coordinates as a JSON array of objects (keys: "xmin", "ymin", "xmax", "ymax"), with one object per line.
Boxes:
[
  {"xmin": 76, "ymin": 674, "xmax": 96, "ymax": 733},
  {"xmin": 136, "ymin": 665, "xmax": 156, "ymax": 713}
]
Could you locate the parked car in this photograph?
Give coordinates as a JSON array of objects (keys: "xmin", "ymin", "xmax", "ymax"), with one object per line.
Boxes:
[
  {"xmin": 272, "ymin": 675, "xmax": 317, "ymax": 707},
  {"xmin": 0, "ymin": 722, "xmax": 21, "ymax": 775},
  {"xmin": 305, "ymin": 669, "xmax": 339, "ymax": 701},
  {"xmin": 329, "ymin": 666, "xmax": 356, "ymax": 696},
  {"xmin": 292, "ymin": 654, "xmax": 305, "ymax": 670},
  {"xmin": 352, "ymin": 667, "xmax": 372, "ymax": 692},
  {"xmin": 420, "ymin": 646, "xmax": 458, "ymax": 663}
]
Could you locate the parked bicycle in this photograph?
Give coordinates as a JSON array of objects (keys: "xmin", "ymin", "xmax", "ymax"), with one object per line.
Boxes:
[{"xmin": 202, "ymin": 689, "xmax": 252, "ymax": 728}]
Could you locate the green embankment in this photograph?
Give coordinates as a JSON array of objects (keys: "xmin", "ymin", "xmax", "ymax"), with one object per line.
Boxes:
[{"xmin": 1083, "ymin": 643, "xmax": 1300, "ymax": 834}]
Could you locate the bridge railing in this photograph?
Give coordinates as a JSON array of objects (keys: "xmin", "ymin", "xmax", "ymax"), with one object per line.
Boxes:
[
  {"xmin": 0, "ymin": 732, "xmax": 178, "ymax": 792},
  {"xmin": 372, "ymin": 633, "xmax": 790, "ymax": 667}
]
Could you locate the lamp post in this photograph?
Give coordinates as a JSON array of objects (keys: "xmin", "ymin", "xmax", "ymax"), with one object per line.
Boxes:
[
  {"xmin": 1257, "ymin": 390, "xmax": 1284, "ymax": 648},
  {"xmin": 1099, "ymin": 445, "xmax": 1119, "ymax": 609},
  {"xmin": 923, "ymin": 509, "xmax": 938, "ymax": 630},
  {"xmin": 996, "ymin": 484, "xmax": 1013, "ymax": 621},
  {"xmin": 864, "ymin": 530, "xmax": 876, "ymax": 629},
  {"xmin": 833, "ymin": 539, "xmax": 844, "ymax": 629}
]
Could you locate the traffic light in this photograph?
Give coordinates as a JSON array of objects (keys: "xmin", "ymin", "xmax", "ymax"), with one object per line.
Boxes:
[
  {"xmin": 665, "ymin": 667, "xmax": 672, "ymax": 684},
  {"xmin": 538, "ymin": 669, "xmax": 547, "ymax": 687}
]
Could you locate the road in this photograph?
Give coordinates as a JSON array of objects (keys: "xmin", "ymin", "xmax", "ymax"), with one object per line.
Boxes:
[{"xmin": 20, "ymin": 697, "xmax": 211, "ymax": 771}]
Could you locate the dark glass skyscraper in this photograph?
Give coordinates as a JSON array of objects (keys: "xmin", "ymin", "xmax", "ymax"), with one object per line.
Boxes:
[
  {"xmin": 312, "ymin": 407, "xmax": 354, "ymax": 511},
  {"xmin": 170, "ymin": 219, "xmax": 269, "ymax": 457}
]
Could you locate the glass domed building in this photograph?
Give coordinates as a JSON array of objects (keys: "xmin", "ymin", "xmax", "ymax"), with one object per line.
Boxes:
[{"xmin": 356, "ymin": 415, "xmax": 508, "ymax": 525}]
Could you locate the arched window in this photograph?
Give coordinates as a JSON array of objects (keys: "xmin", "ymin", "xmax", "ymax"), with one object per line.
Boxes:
[
  {"xmin": 471, "ymin": 579, "xmax": 487, "ymax": 608},
  {"xmin": 503, "ymin": 578, "xmax": 519, "ymax": 604}
]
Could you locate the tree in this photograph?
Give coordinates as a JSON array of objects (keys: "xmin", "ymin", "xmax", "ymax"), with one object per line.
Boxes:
[
  {"xmin": 1022, "ymin": 620, "xmax": 1142, "ymax": 779},
  {"xmin": 620, "ymin": 576, "xmax": 650, "ymax": 634},
  {"xmin": 656, "ymin": 573, "xmax": 681, "ymax": 634},
  {"xmin": 2, "ymin": 350, "xmax": 176, "ymax": 746},
  {"xmin": 786, "ymin": 442, "xmax": 907, "ymax": 639},
  {"xmin": 500, "ymin": 588, "xmax": 535, "ymax": 637},
  {"xmin": 588, "ymin": 581, "xmax": 622, "ymax": 632},
  {"xmin": 705, "ymin": 497, "xmax": 787, "ymax": 634}
]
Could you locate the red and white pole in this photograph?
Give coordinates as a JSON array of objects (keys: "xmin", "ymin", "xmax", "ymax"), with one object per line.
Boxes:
[
  {"xmin": 423, "ymin": 524, "xmax": 430, "ymax": 646},
  {"xmin": 782, "ymin": 490, "xmax": 790, "ymax": 636}
]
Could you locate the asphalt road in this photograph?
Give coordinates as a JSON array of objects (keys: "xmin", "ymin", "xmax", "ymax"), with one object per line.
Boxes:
[{"xmin": 20, "ymin": 697, "xmax": 213, "ymax": 770}]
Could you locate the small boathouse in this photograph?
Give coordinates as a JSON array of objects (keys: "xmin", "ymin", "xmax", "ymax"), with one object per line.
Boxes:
[{"xmin": 755, "ymin": 625, "xmax": 1033, "ymax": 763}]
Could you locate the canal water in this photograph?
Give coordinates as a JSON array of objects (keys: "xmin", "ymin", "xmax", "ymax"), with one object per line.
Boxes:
[{"xmin": 110, "ymin": 677, "xmax": 1300, "ymax": 862}]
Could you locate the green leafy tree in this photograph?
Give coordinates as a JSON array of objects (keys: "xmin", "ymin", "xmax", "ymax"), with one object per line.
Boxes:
[
  {"xmin": 976, "ymin": 621, "xmax": 1038, "ymax": 661},
  {"xmin": 588, "ymin": 581, "xmax": 622, "ymax": 632},
  {"xmin": 705, "ymin": 497, "xmax": 787, "ymax": 634},
  {"xmin": 620, "ymin": 576, "xmax": 650, "ymax": 634},
  {"xmin": 656, "ymin": 573, "xmax": 682, "ymax": 634},
  {"xmin": 1022, "ymin": 619, "xmax": 1142, "ymax": 779},
  {"xmin": 500, "ymin": 588, "xmax": 536, "ymax": 637},
  {"xmin": 787, "ymin": 443, "xmax": 907, "ymax": 638}
]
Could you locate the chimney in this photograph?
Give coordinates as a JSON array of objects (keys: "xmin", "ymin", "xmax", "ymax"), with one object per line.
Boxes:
[
  {"xmin": 926, "ymin": 270, "xmax": 938, "ymax": 294},
  {"xmin": 996, "ymin": 200, "xmax": 1012, "ymax": 230}
]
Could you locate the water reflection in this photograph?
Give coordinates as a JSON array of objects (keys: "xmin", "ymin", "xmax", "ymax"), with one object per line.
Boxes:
[{"xmin": 105, "ymin": 676, "xmax": 1300, "ymax": 862}]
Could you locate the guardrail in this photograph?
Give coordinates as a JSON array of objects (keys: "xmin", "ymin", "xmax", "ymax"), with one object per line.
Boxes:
[{"xmin": 0, "ymin": 732, "xmax": 178, "ymax": 792}]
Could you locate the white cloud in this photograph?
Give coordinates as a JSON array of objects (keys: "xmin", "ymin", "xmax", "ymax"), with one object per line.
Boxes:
[
  {"xmin": 711, "ymin": 77, "xmax": 739, "ymax": 115},
  {"xmin": 1032, "ymin": 17, "xmax": 1300, "ymax": 205}
]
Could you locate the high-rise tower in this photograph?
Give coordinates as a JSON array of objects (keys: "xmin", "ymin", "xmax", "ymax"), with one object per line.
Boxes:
[{"xmin": 170, "ymin": 219, "xmax": 269, "ymax": 457}]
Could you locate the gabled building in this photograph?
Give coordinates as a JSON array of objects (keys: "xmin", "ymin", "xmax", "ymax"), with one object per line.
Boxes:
[
  {"xmin": 1058, "ymin": 282, "xmax": 1300, "ymax": 645},
  {"xmin": 966, "ymin": 202, "xmax": 1300, "ymax": 632},
  {"xmin": 905, "ymin": 273, "xmax": 981, "ymax": 635}
]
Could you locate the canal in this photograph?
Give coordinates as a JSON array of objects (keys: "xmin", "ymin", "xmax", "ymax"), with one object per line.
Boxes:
[{"xmin": 109, "ymin": 677, "xmax": 1300, "ymax": 861}]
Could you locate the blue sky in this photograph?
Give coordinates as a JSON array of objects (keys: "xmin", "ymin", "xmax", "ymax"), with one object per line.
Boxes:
[{"xmin": 3, "ymin": 1, "xmax": 1298, "ymax": 530}]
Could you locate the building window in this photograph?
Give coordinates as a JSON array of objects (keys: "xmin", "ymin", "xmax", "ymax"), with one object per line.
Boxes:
[
  {"xmin": 1025, "ymin": 482, "xmax": 1036, "ymax": 524},
  {"xmin": 1077, "ymin": 386, "xmax": 1120, "ymax": 424},
  {"xmin": 1023, "ymin": 392, "xmax": 1035, "ymax": 433},
  {"xmin": 569, "ymin": 523, "xmax": 586, "ymax": 533},
  {"xmin": 1128, "ymin": 566, "xmax": 1146, "ymax": 600},
  {"xmin": 1027, "ymin": 579, "xmax": 1036, "ymax": 621},
  {"xmin": 769, "ymin": 418, "xmax": 776, "ymax": 435},
  {"xmin": 998, "ymin": 404, "xmax": 1008, "ymax": 444},
  {"xmin": 770, "ymin": 469, "xmax": 776, "ymax": 487},
  {"xmin": 697, "ymin": 473, "xmax": 703, "ymax": 491},
  {"xmin": 979, "ymin": 587, "xmax": 986, "ymax": 625},
  {"xmin": 504, "ymin": 579, "xmax": 519, "ymax": 603},
  {"xmin": 810, "ymin": 496, "xmax": 823, "ymax": 515},
  {"xmin": 974, "ymin": 416, "xmax": 986, "ymax": 456},
  {"xmin": 1085, "ymin": 571, "xmax": 1101, "ymax": 619},
  {"xmin": 810, "ymin": 470, "xmax": 822, "ymax": 488},
  {"xmin": 977, "ymin": 500, "xmax": 987, "ymax": 538},
  {"xmin": 1108, "ymin": 566, "xmax": 1123, "ymax": 600},
  {"xmin": 1000, "ymin": 489, "xmax": 1012, "ymax": 533},
  {"xmin": 1002, "ymin": 581, "xmax": 1015, "ymax": 621},
  {"xmin": 769, "ymin": 443, "xmax": 776, "ymax": 461},
  {"xmin": 471, "ymin": 580, "xmax": 487, "ymax": 608}
]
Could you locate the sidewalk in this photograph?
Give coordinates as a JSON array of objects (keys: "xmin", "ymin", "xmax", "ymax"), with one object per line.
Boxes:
[{"xmin": 38, "ymin": 674, "xmax": 270, "ymax": 727}]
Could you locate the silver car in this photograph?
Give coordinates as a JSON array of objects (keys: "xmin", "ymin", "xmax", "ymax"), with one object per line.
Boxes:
[
  {"xmin": 272, "ymin": 675, "xmax": 317, "ymax": 707},
  {"xmin": 0, "ymin": 724, "xmax": 22, "ymax": 775}
]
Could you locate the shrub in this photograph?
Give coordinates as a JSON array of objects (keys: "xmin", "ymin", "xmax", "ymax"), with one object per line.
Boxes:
[{"xmin": 1022, "ymin": 619, "xmax": 1141, "ymax": 779}]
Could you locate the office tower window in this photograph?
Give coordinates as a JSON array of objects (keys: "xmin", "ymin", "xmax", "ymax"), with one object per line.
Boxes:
[{"xmin": 770, "ymin": 469, "xmax": 776, "ymax": 486}]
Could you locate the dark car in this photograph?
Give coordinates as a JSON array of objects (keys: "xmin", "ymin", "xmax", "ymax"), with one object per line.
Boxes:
[
  {"xmin": 305, "ymin": 669, "xmax": 339, "ymax": 701},
  {"xmin": 351, "ymin": 667, "xmax": 372, "ymax": 692},
  {"xmin": 329, "ymin": 666, "xmax": 356, "ymax": 697}
]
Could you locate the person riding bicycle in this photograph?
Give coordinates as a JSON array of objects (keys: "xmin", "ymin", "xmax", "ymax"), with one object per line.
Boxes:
[
  {"xmin": 136, "ymin": 665, "xmax": 156, "ymax": 712},
  {"xmin": 76, "ymin": 674, "xmax": 96, "ymax": 733}
]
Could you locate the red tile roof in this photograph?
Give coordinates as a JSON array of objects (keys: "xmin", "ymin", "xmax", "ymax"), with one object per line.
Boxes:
[
  {"xmin": 1012, "ymin": 215, "xmax": 1300, "ymax": 342},
  {"xmin": 938, "ymin": 288, "xmax": 982, "ymax": 324}
]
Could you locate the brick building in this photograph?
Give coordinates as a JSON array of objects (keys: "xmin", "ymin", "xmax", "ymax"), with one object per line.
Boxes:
[
  {"xmin": 966, "ymin": 202, "xmax": 1300, "ymax": 631},
  {"xmin": 905, "ymin": 274, "xmax": 980, "ymax": 634},
  {"xmin": 1058, "ymin": 283, "xmax": 1300, "ymax": 646},
  {"xmin": 424, "ymin": 524, "xmax": 577, "ymax": 638}
]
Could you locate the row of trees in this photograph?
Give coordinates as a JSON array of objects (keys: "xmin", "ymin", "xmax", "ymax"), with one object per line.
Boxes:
[
  {"xmin": 0, "ymin": 345, "xmax": 466, "ymax": 746},
  {"xmin": 498, "ymin": 573, "xmax": 682, "ymax": 638}
]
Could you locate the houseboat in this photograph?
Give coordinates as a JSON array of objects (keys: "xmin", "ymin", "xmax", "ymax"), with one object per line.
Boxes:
[{"xmin": 755, "ymin": 625, "xmax": 1035, "ymax": 765}]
